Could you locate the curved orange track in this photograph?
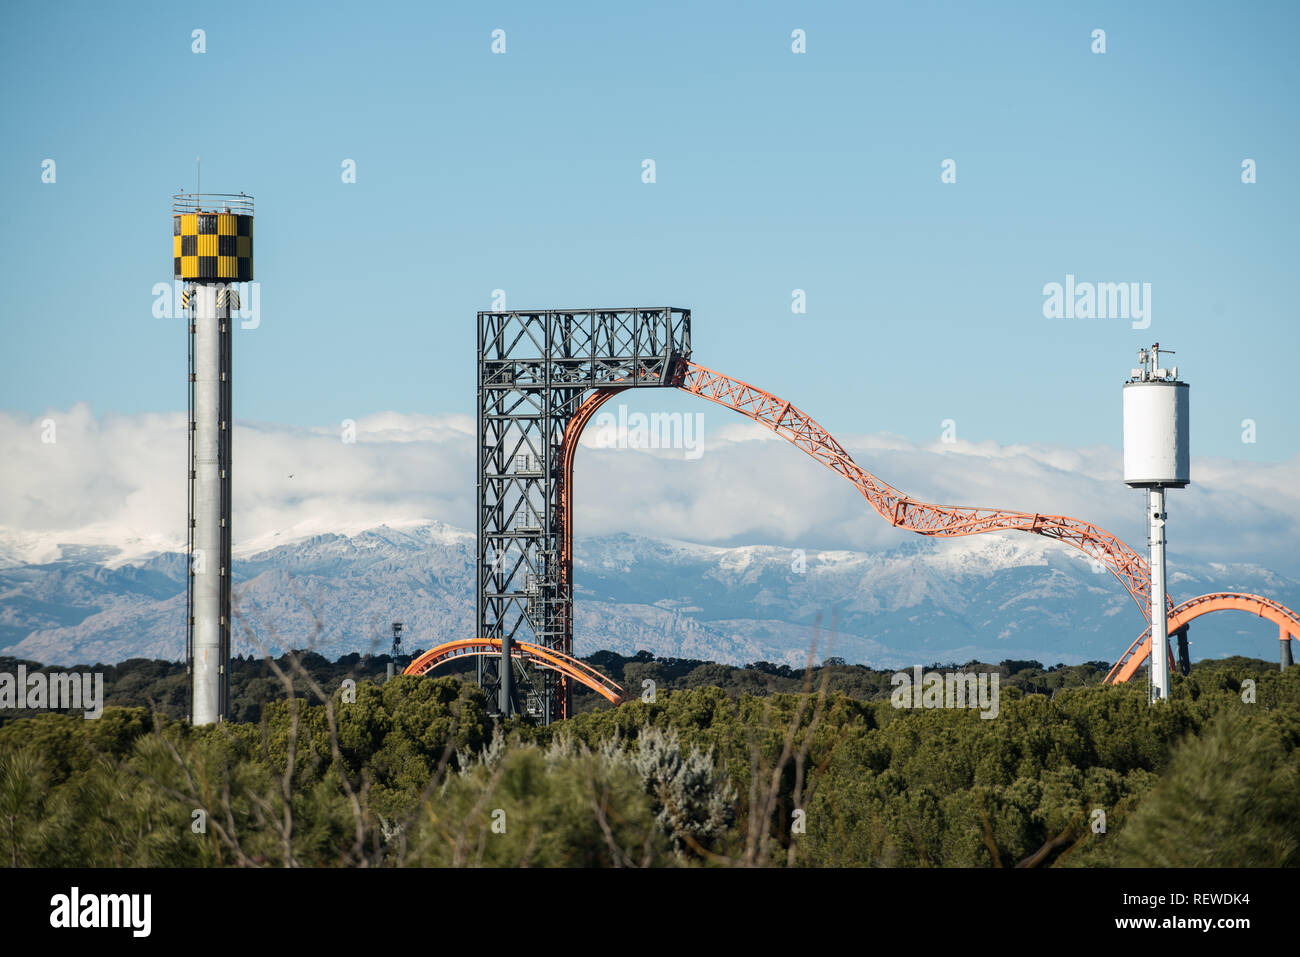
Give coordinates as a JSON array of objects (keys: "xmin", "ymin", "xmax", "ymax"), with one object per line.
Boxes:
[
  {"xmin": 558, "ymin": 360, "xmax": 1299, "ymax": 685},
  {"xmin": 407, "ymin": 358, "xmax": 1297, "ymax": 700},
  {"xmin": 404, "ymin": 638, "xmax": 624, "ymax": 705},
  {"xmin": 1107, "ymin": 593, "xmax": 1299, "ymax": 682}
]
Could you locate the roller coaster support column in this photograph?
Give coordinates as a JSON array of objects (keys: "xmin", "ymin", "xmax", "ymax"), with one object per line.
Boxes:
[
  {"xmin": 1282, "ymin": 625, "xmax": 1294, "ymax": 671},
  {"xmin": 499, "ymin": 633, "xmax": 514, "ymax": 714},
  {"xmin": 1148, "ymin": 488, "xmax": 1171, "ymax": 701}
]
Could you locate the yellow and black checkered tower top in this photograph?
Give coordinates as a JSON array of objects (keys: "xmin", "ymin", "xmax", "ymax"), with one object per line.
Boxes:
[{"xmin": 173, "ymin": 193, "xmax": 253, "ymax": 282}]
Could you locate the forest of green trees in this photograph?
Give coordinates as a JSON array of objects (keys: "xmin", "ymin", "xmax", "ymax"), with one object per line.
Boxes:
[{"xmin": 0, "ymin": 651, "xmax": 1296, "ymax": 867}]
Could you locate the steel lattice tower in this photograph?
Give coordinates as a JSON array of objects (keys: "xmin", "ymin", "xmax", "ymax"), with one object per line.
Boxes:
[{"xmin": 477, "ymin": 308, "xmax": 691, "ymax": 722}]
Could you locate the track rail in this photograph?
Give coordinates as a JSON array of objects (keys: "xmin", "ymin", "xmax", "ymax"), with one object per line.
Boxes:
[
  {"xmin": 404, "ymin": 639, "xmax": 625, "ymax": 704},
  {"xmin": 1107, "ymin": 592, "xmax": 1300, "ymax": 682},
  {"xmin": 557, "ymin": 360, "xmax": 1298, "ymax": 685},
  {"xmin": 675, "ymin": 361, "xmax": 1158, "ymax": 615},
  {"xmin": 402, "ymin": 359, "xmax": 1296, "ymax": 700}
]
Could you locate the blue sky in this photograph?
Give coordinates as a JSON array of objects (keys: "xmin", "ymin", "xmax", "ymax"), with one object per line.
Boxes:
[{"xmin": 2, "ymin": 0, "xmax": 1298, "ymax": 464}]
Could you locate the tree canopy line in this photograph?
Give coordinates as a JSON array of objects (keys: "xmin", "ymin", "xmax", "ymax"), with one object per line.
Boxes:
[
  {"xmin": 0, "ymin": 650, "xmax": 1118, "ymax": 726},
  {"xmin": 0, "ymin": 649, "xmax": 1295, "ymax": 867}
]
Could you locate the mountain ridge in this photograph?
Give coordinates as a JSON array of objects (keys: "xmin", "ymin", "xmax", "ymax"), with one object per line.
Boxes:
[{"xmin": 1, "ymin": 521, "xmax": 1295, "ymax": 670}]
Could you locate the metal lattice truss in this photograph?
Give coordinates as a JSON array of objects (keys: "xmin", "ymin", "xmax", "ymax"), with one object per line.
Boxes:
[
  {"xmin": 676, "ymin": 361, "xmax": 1158, "ymax": 615},
  {"xmin": 477, "ymin": 308, "xmax": 690, "ymax": 720},
  {"xmin": 554, "ymin": 360, "xmax": 1299, "ymax": 691}
]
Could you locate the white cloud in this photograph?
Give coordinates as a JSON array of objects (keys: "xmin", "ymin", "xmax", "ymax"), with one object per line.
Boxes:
[{"xmin": 1, "ymin": 405, "xmax": 1298, "ymax": 575}]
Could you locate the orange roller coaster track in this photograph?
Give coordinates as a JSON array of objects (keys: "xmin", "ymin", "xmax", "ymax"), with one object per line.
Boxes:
[
  {"xmin": 1107, "ymin": 592, "xmax": 1300, "ymax": 683},
  {"xmin": 409, "ymin": 357, "xmax": 1297, "ymax": 699},
  {"xmin": 556, "ymin": 360, "xmax": 1299, "ymax": 686},
  {"xmin": 404, "ymin": 638, "xmax": 625, "ymax": 705}
]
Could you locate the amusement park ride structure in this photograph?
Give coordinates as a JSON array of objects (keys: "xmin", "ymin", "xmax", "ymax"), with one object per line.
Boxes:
[
  {"xmin": 469, "ymin": 308, "xmax": 690, "ymax": 722},
  {"xmin": 157, "ymin": 194, "xmax": 1298, "ymax": 724},
  {"xmin": 164, "ymin": 193, "xmax": 1294, "ymax": 726},
  {"xmin": 402, "ymin": 308, "xmax": 1300, "ymax": 724}
]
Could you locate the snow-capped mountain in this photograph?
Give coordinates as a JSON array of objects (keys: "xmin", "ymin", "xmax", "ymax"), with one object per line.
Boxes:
[{"xmin": 0, "ymin": 522, "xmax": 1295, "ymax": 669}]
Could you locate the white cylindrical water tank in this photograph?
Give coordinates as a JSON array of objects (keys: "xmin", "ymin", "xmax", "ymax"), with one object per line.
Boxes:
[{"xmin": 1123, "ymin": 380, "xmax": 1190, "ymax": 488}]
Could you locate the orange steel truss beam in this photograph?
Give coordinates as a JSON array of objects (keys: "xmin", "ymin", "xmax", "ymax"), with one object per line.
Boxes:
[
  {"xmin": 404, "ymin": 638, "xmax": 624, "ymax": 705},
  {"xmin": 396, "ymin": 359, "xmax": 1292, "ymax": 705},
  {"xmin": 555, "ymin": 359, "xmax": 1299, "ymax": 689},
  {"xmin": 675, "ymin": 361, "xmax": 1160, "ymax": 618}
]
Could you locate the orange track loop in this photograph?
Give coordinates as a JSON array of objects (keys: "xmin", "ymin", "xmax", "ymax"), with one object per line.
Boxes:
[
  {"xmin": 558, "ymin": 360, "xmax": 1299, "ymax": 687},
  {"xmin": 404, "ymin": 639, "xmax": 624, "ymax": 705},
  {"xmin": 1106, "ymin": 592, "xmax": 1300, "ymax": 683},
  {"xmin": 409, "ymin": 360, "xmax": 1294, "ymax": 702}
]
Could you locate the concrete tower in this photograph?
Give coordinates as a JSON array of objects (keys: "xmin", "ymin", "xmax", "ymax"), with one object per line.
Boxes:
[{"xmin": 174, "ymin": 193, "xmax": 254, "ymax": 724}]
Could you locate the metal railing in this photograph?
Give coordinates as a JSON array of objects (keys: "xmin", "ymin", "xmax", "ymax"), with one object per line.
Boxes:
[{"xmin": 172, "ymin": 192, "xmax": 254, "ymax": 215}]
